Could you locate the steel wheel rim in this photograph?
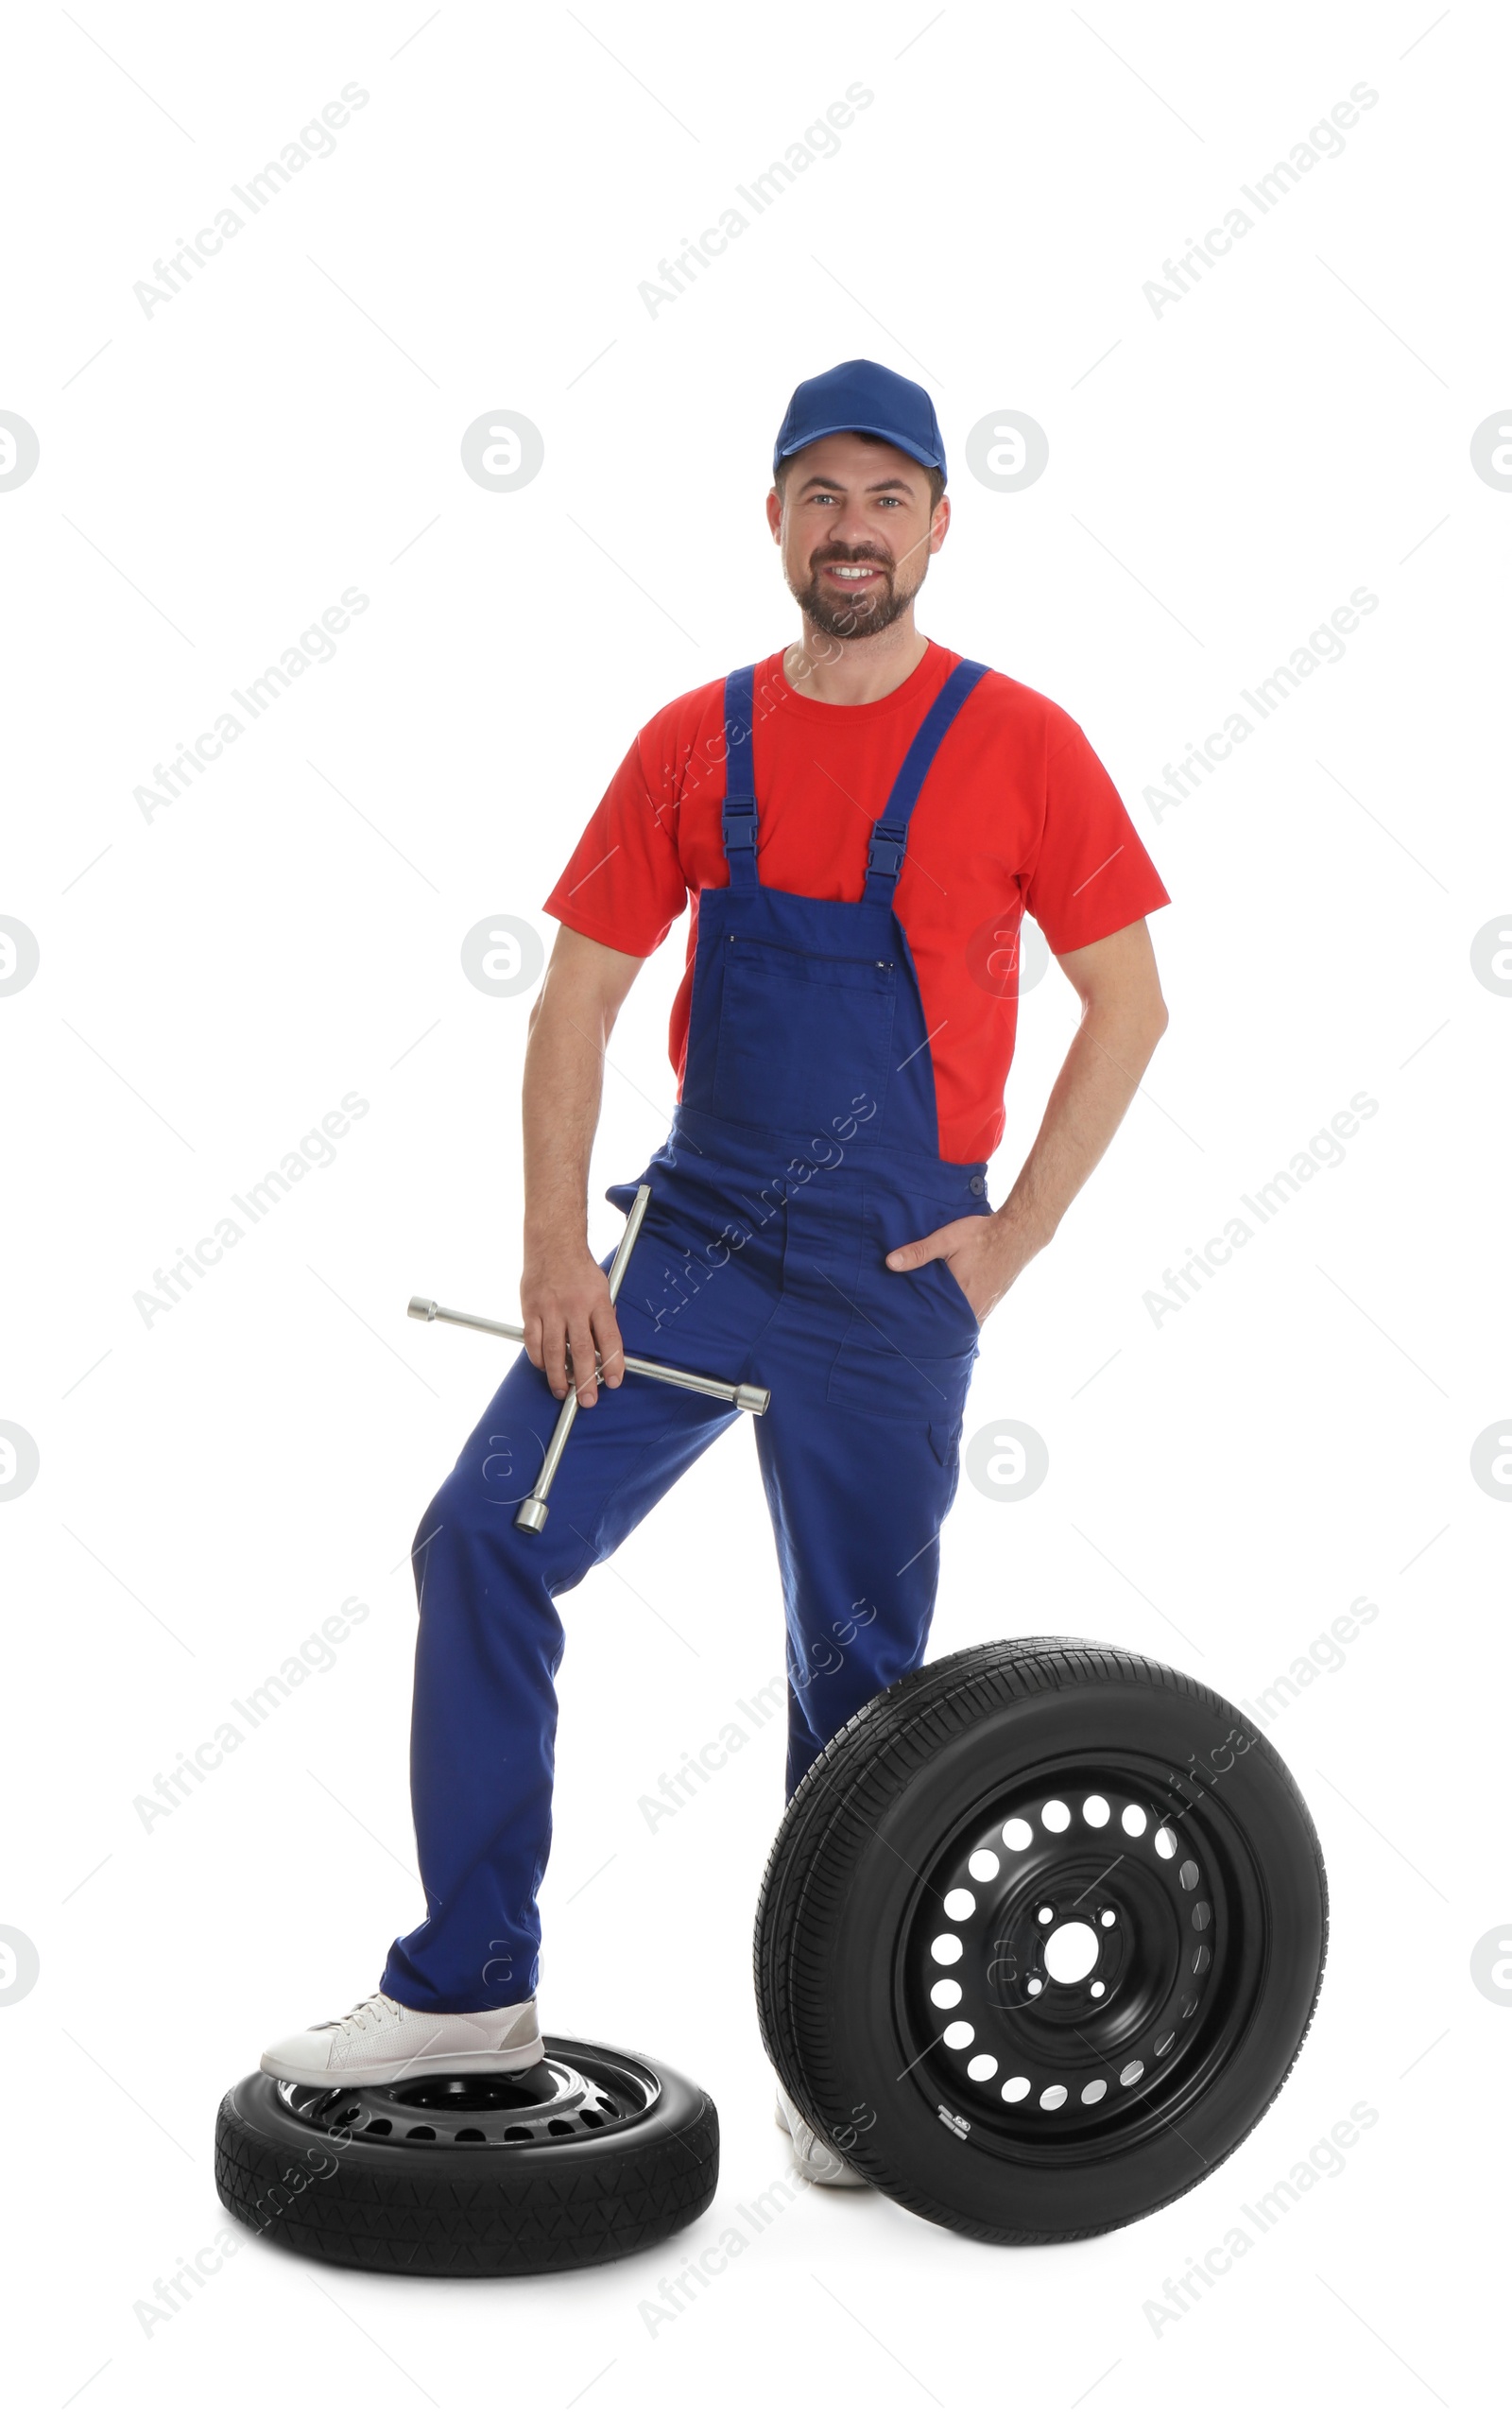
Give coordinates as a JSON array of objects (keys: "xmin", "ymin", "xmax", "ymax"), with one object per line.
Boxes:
[
  {"xmin": 277, "ymin": 2047, "xmax": 662, "ymax": 2151},
  {"xmin": 894, "ymin": 1754, "xmax": 1263, "ymax": 2161}
]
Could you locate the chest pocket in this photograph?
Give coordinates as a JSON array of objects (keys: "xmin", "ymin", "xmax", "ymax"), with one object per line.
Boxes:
[{"xmin": 711, "ymin": 933, "xmax": 897, "ymax": 1134}]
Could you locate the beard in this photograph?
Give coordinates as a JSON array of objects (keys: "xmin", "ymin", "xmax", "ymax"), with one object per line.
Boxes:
[{"xmin": 788, "ymin": 546, "xmax": 927, "ymax": 640}]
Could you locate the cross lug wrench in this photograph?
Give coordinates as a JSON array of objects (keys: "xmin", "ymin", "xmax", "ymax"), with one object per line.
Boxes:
[{"xmin": 408, "ymin": 1184, "xmax": 771, "ymax": 1533}]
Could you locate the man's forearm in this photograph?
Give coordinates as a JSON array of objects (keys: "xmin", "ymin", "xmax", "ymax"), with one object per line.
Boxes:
[
  {"xmin": 882, "ymin": 921, "xmax": 1167, "ymax": 1321},
  {"xmin": 994, "ymin": 1000, "xmax": 1164, "ymax": 1260},
  {"xmin": 516, "ymin": 928, "xmax": 645, "ymax": 1401},
  {"xmin": 521, "ymin": 992, "xmax": 610, "ymax": 1249}
]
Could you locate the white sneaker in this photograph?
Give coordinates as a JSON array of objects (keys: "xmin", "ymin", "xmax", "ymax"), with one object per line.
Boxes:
[
  {"xmin": 260, "ymin": 1991, "xmax": 543, "ymax": 2088},
  {"xmin": 774, "ymin": 2078, "xmax": 871, "ymax": 2189}
]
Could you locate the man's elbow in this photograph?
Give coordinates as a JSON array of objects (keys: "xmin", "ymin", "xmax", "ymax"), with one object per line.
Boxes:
[
  {"xmin": 1084, "ymin": 980, "xmax": 1167, "ymax": 1054},
  {"xmin": 1098, "ymin": 981, "xmax": 1167, "ymax": 1065},
  {"xmin": 1134, "ymin": 988, "xmax": 1170, "ymax": 1066}
]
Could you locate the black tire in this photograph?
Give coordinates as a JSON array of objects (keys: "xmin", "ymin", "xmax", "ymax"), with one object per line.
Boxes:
[
  {"xmin": 215, "ymin": 2036, "xmax": 717, "ymax": 2276},
  {"xmin": 755, "ymin": 1638, "xmax": 1327, "ymax": 2244}
]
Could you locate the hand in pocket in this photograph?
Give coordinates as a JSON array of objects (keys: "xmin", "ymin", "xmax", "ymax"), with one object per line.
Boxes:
[{"xmin": 885, "ymin": 1214, "xmax": 1024, "ymax": 1327}]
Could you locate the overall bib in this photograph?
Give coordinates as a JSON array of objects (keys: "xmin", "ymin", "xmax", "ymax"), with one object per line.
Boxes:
[{"xmin": 382, "ymin": 658, "xmax": 993, "ymax": 2013}]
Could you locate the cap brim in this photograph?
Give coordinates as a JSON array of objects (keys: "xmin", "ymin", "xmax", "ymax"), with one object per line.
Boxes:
[{"xmin": 774, "ymin": 421, "xmax": 944, "ymax": 476}]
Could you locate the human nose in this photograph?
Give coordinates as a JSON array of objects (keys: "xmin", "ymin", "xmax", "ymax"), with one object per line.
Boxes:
[{"xmin": 826, "ymin": 505, "xmax": 884, "ymax": 551}]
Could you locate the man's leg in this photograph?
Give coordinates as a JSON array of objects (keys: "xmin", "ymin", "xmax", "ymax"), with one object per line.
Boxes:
[
  {"xmin": 379, "ymin": 1344, "xmax": 736, "ymax": 2013},
  {"xmin": 754, "ymin": 1391, "xmax": 963, "ymax": 2191},
  {"xmin": 753, "ymin": 1396, "xmax": 965, "ymax": 1795}
]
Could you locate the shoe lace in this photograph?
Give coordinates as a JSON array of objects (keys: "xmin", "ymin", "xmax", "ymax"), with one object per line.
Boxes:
[{"xmin": 327, "ymin": 1991, "xmax": 402, "ymax": 2038}]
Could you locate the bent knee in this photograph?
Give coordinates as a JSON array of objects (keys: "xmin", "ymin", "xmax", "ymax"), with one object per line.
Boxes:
[{"xmin": 412, "ymin": 1464, "xmax": 583, "ymax": 1600}]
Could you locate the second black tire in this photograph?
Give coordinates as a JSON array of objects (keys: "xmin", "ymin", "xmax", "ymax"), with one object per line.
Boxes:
[
  {"xmin": 755, "ymin": 1637, "xmax": 1327, "ymax": 2243},
  {"xmin": 215, "ymin": 2035, "xmax": 717, "ymax": 2276}
]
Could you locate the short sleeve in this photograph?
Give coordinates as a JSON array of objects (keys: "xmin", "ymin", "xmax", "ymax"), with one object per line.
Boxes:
[
  {"xmin": 1023, "ymin": 722, "xmax": 1170, "ymax": 955},
  {"xmin": 542, "ymin": 717, "xmax": 692, "ymax": 958}
]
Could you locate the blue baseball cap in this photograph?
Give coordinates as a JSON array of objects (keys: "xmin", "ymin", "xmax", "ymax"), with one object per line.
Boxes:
[{"xmin": 773, "ymin": 358, "xmax": 947, "ymax": 485}]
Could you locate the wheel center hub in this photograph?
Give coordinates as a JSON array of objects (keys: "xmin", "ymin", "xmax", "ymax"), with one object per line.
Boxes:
[{"xmin": 1042, "ymin": 1919, "xmax": 1100, "ymax": 1984}]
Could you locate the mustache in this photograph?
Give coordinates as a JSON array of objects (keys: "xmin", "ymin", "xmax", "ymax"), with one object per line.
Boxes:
[{"xmin": 811, "ymin": 546, "xmax": 895, "ymax": 572}]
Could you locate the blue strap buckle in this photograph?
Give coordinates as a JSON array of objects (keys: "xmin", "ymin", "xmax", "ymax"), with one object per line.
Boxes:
[
  {"xmin": 866, "ymin": 818, "xmax": 908, "ymax": 879},
  {"xmin": 721, "ymin": 800, "xmax": 757, "ymax": 852}
]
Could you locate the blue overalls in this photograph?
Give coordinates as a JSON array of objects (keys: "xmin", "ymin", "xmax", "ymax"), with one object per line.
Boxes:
[{"xmin": 381, "ymin": 659, "xmax": 993, "ymax": 2013}]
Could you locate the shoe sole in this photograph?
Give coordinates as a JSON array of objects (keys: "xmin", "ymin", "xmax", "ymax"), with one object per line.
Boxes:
[
  {"xmin": 259, "ymin": 2032, "xmax": 545, "ymax": 2089},
  {"xmin": 795, "ymin": 2154, "xmax": 871, "ymax": 2189}
]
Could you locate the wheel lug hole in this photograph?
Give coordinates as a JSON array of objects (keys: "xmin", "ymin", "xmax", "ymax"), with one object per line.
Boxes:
[
  {"xmin": 1037, "ymin": 1906, "xmax": 1055, "ymax": 1925},
  {"xmin": 1100, "ymin": 1909, "xmax": 1116, "ymax": 1927}
]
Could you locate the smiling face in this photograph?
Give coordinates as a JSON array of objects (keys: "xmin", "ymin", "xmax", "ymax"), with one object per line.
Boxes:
[{"xmin": 767, "ymin": 430, "xmax": 950, "ymax": 642}]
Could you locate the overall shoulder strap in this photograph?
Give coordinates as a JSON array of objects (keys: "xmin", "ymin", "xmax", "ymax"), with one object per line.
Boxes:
[
  {"xmin": 863, "ymin": 658, "xmax": 989, "ymax": 905},
  {"xmin": 720, "ymin": 665, "xmax": 759, "ymax": 888}
]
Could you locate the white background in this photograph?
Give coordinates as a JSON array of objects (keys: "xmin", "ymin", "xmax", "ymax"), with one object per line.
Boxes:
[{"xmin": 2, "ymin": 2, "xmax": 1505, "ymax": 2410}]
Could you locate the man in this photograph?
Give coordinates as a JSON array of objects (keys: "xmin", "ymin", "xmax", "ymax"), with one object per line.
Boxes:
[{"xmin": 262, "ymin": 360, "xmax": 1170, "ymax": 2187}]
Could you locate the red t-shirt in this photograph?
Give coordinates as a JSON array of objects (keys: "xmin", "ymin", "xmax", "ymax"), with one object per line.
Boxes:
[{"xmin": 543, "ymin": 640, "xmax": 1169, "ymax": 1164}]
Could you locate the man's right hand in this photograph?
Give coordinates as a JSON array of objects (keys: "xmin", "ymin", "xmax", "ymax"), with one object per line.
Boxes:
[{"xmin": 520, "ymin": 1242, "xmax": 627, "ymax": 1408}]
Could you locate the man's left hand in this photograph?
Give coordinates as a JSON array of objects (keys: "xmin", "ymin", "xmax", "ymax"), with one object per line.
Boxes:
[{"xmin": 885, "ymin": 1214, "xmax": 1037, "ymax": 1325}]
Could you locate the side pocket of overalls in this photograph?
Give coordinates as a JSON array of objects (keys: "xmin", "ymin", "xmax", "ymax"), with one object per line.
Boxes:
[{"xmin": 825, "ymin": 1192, "xmax": 980, "ymax": 1425}]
